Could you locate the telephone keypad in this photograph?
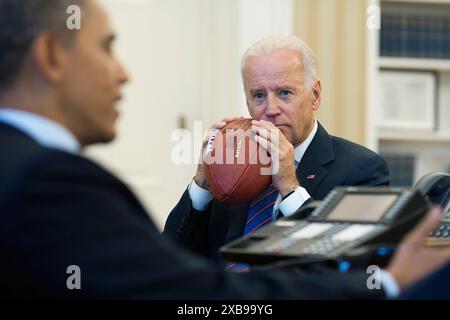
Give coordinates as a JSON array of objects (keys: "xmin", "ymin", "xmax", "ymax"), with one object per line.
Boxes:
[
  {"xmin": 266, "ymin": 222, "xmax": 385, "ymax": 255},
  {"xmin": 301, "ymin": 239, "xmax": 344, "ymax": 255},
  {"xmin": 430, "ymin": 222, "xmax": 450, "ymax": 238}
]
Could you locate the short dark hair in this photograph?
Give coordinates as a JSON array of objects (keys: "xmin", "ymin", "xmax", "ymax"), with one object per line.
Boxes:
[{"xmin": 0, "ymin": 0, "xmax": 85, "ymax": 89}]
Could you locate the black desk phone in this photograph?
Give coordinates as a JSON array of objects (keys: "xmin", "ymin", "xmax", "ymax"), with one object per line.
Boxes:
[{"xmin": 220, "ymin": 187, "xmax": 430, "ymax": 265}]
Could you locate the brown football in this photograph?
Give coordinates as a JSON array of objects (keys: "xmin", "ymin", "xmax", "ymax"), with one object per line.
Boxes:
[{"xmin": 203, "ymin": 118, "xmax": 272, "ymax": 204}]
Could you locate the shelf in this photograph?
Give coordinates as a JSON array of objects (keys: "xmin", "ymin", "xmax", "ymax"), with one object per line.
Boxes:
[
  {"xmin": 368, "ymin": 0, "xmax": 450, "ymax": 185},
  {"xmin": 378, "ymin": 131, "xmax": 450, "ymax": 143},
  {"xmin": 379, "ymin": 57, "xmax": 450, "ymax": 72},
  {"xmin": 381, "ymin": 0, "xmax": 450, "ymax": 5}
]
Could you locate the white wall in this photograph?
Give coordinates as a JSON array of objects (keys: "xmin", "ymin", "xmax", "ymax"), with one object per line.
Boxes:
[
  {"xmin": 238, "ymin": 0, "xmax": 294, "ymax": 113},
  {"xmin": 88, "ymin": 0, "xmax": 292, "ymax": 229}
]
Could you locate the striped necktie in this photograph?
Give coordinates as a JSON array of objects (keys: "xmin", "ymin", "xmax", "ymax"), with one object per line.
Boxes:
[
  {"xmin": 226, "ymin": 185, "xmax": 278, "ymax": 271},
  {"xmin": 243, "ymin": 185, "xmax": 278, "ymax": 235}
]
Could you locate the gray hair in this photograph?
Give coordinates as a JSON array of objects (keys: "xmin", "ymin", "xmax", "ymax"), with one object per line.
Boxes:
[
  {"xmin": 0, "ymin": 0, "xmax": 86, "ymax": 89},
  {"xmin": 241, "ymin": 35, "xmax": 319, "ymax": 90}
]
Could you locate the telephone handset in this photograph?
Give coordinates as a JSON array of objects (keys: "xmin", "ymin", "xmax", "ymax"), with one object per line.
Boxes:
[
  {"xmin": 220, "ymin": 187, "xmax": 430, "ymax": 265},
  {"xmin": 414, "ymin": 172, "xmax": 450, "ymax": 246}
]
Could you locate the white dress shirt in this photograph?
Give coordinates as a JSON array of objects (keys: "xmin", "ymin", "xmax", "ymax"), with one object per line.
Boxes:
[{"xmin": 0, "ymin": 108, "xmax": 80, "ymax": 154}]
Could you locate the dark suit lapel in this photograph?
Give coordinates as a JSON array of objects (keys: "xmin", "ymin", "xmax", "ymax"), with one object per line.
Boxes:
[
  {"xmin": 209, "ymin": 201, "xmax": 251, "ymax": 256},
  {"xmin": 0, "ymin": 121, "xmax": 39, "ymax": 143},
  {"xmin": 297, "ymin": 122, "xmax": 335, "ymax": 196},
  {"xmin": 297, "ymin": 152, "xmax": 328, "ymax": 195},
  {"xmin": 223, "ymin": 202, "xmax": 251, "ymax": 244}
]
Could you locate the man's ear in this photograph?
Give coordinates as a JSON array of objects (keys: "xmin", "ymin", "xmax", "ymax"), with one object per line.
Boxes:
[
  {"xmin": 310, "ymin": 80, "xmax": 321, "ymax": 111},
  {"xmin": 30, "ymin": 32, "xmax": 68, "ymax": 84}
]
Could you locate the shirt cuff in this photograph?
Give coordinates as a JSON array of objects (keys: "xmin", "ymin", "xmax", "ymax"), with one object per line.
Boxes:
[
  {"xmin": 380, "ymin": 270, "xmax": 401, "ymax": 299},
  {"xmin": 188, "ymin": 179, "xmax": 214, "ymax": 211},
  {"xmin": 278, "ymin": 187, "xmax": 311, "ymax": 217}
]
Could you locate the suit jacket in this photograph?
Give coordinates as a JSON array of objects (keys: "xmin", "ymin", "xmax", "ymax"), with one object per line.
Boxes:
[
  {"xmin": 399, "ymin": 263, "xmax": 450, "ymax": 300},
  {"xmin": 0, "ymin": 122, "xmax": 384, "ymax": 299},
  {"xmin": 164, "ymin": 123, "xmax": 390, "ymax": 261}
]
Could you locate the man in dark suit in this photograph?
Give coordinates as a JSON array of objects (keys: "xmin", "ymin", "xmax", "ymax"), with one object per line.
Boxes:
[
  {"xmin": 0, "ymin": 0, "xmax": 448, "ymax": 299},
  {"xmin": 164, "ymin": 36, "xmax": 389, "ymax": 263}
]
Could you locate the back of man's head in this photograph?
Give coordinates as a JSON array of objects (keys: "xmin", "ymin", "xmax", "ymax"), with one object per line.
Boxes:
[{"xmin": 0, "ymin": 0, "xmax": 85, "ymax": 90}]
